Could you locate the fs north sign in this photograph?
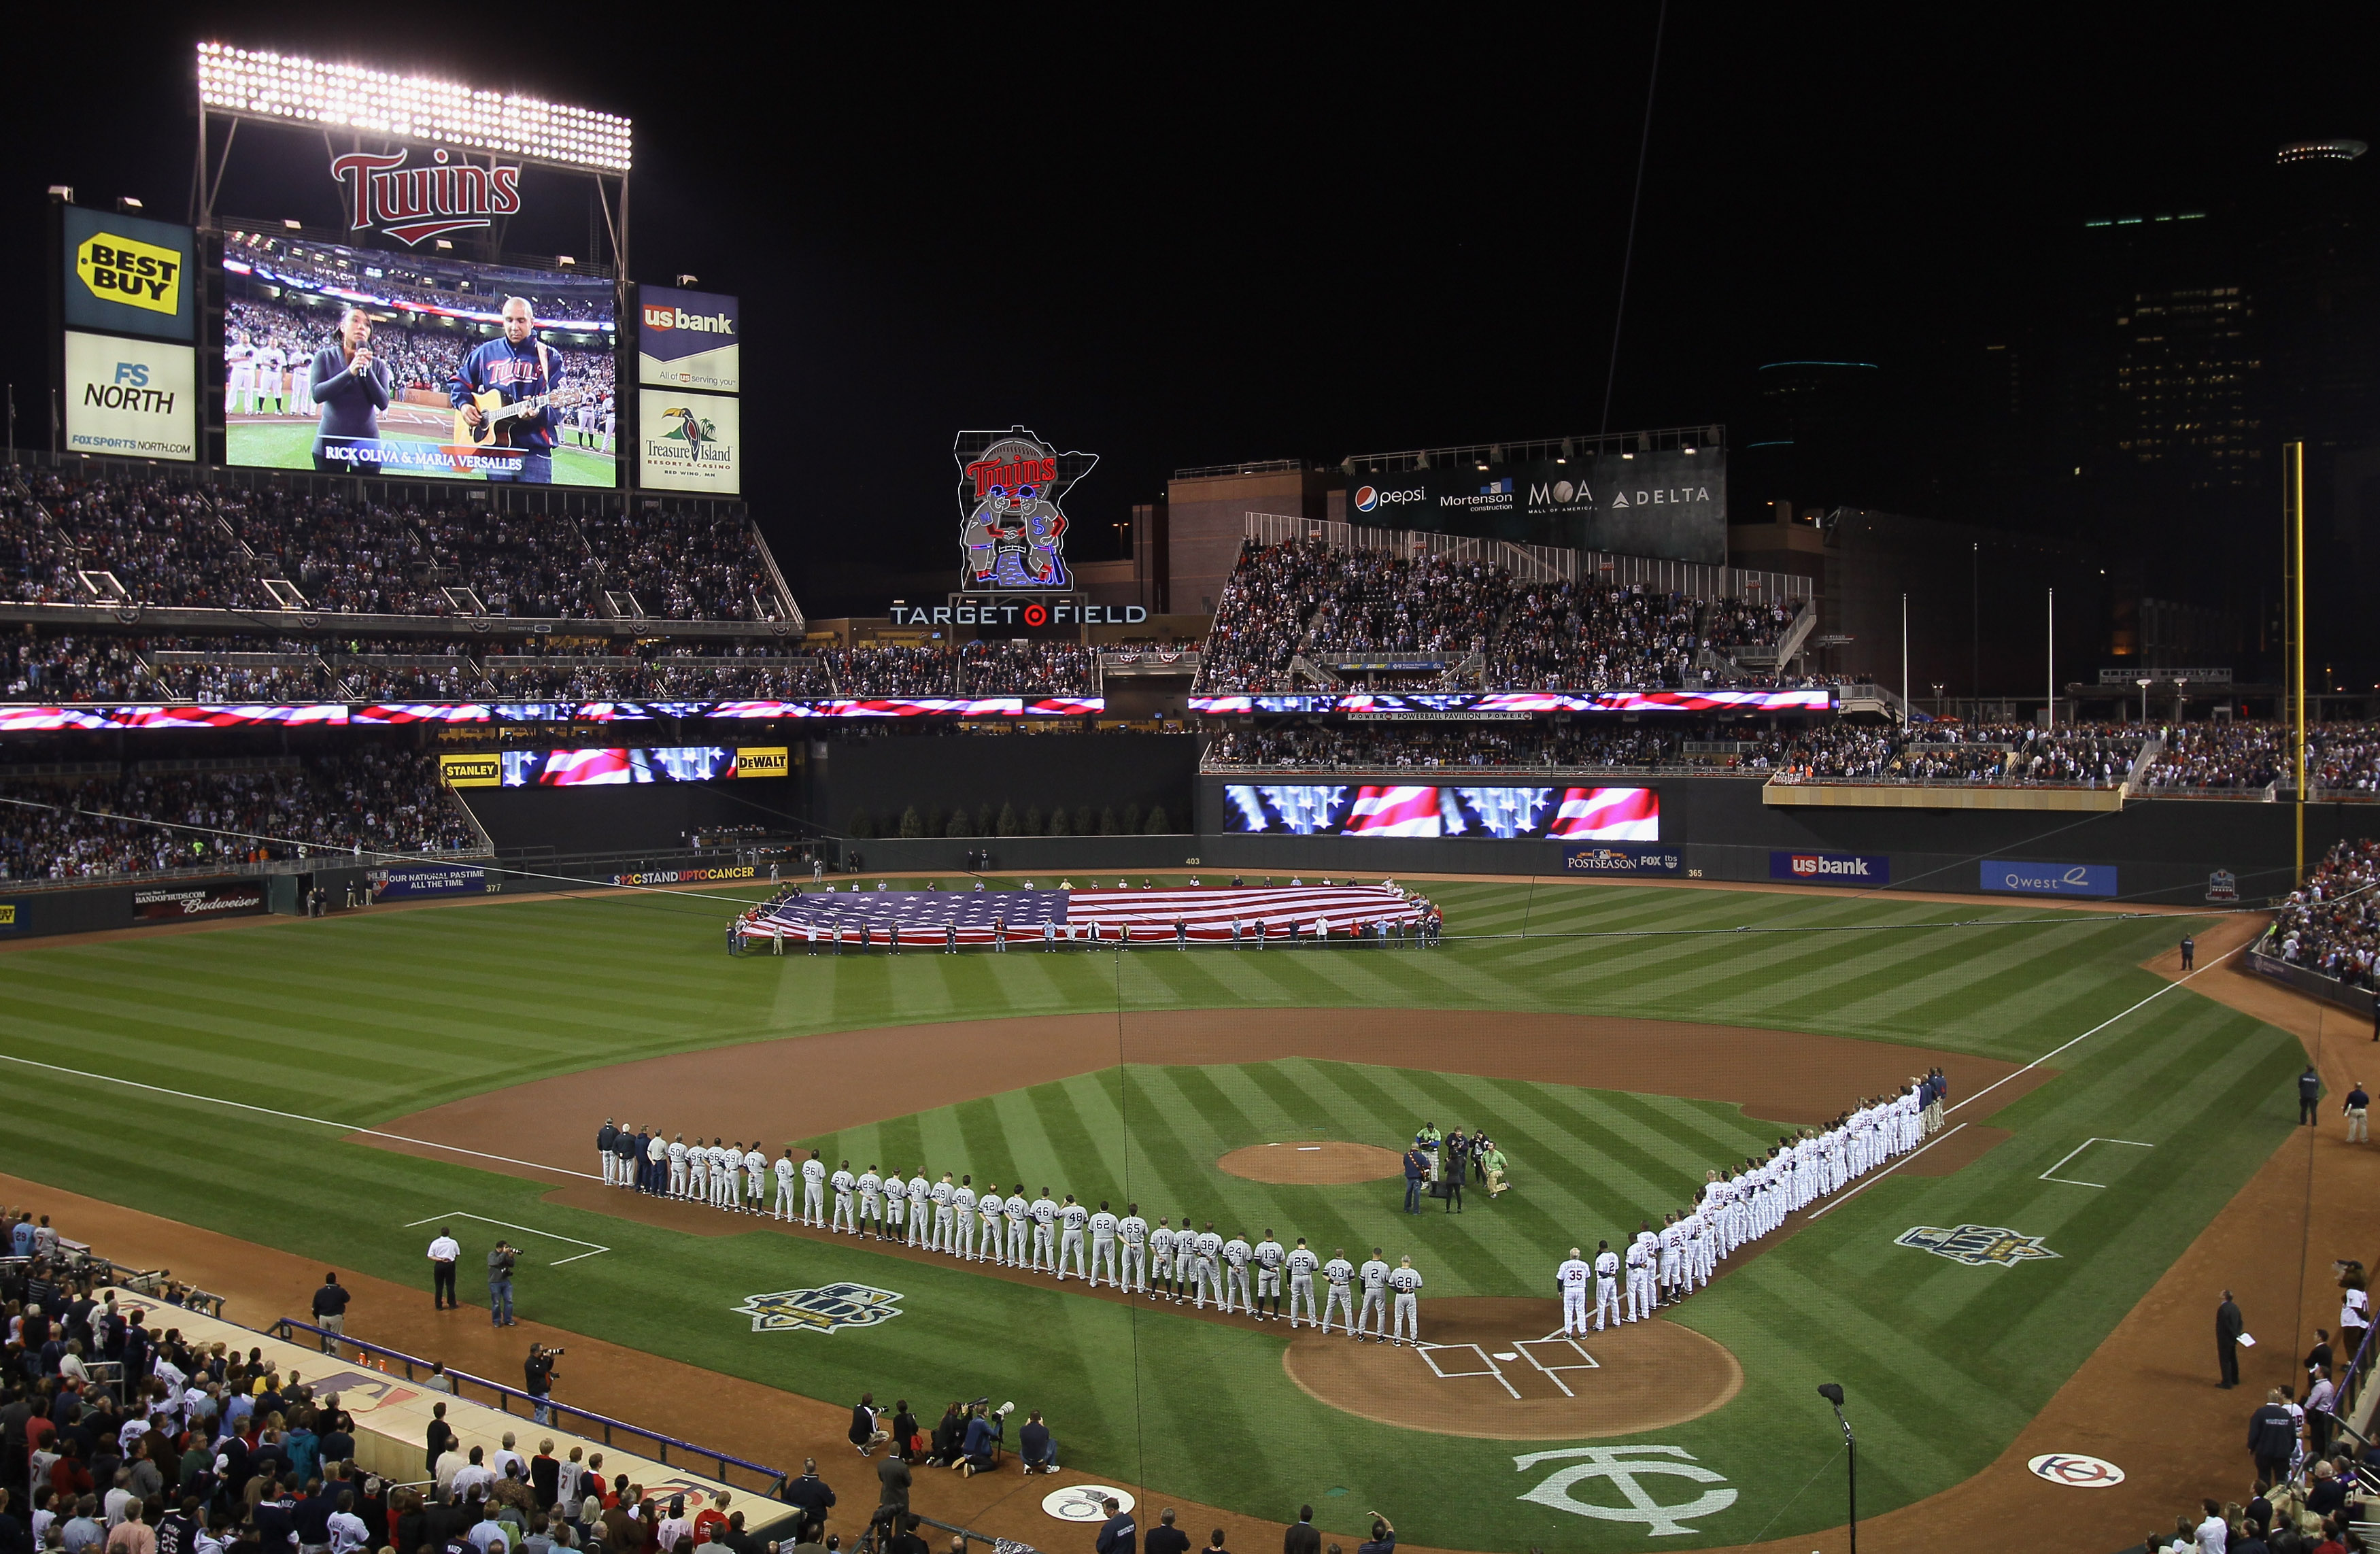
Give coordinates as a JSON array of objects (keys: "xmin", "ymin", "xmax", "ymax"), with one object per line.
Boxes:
[
  {"xmin": 955, "ymin": 426, "xmax": 1097, "ymax": 591},
  {"xmin": 639, "ymin": 286, "xmax": 741, "ymax": 392},
  {"xmin": 1770, "ymin": 850, "xmax": 1888, "ymax": 885},
  {"xmin": 331, "ymin": 147, "xmax": 523, "ymax": 247}
]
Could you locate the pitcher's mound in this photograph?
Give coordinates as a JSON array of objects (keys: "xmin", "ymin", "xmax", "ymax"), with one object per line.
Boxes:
[
  {"xmin": 1283, "ymin": 1296, "xmax": 1742, "ymax": 1440},
  {"xmin": 1219, "ymin": 1142, "xmax": 1406, "ymax": 1184}
]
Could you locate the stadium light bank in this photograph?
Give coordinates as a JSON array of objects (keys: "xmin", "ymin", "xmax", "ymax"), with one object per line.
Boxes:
[{"xmin": 196, "ymin": 43, "xmax": 632, "ymax": 173}]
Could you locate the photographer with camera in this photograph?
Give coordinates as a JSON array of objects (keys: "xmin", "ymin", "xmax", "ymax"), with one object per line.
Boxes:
[
  {"xmin": 525, "ymin": 1344, "xmax": 560, "ymax": 1427},
  {"xmin": 959, "ymin": 1402, "xmax": 1010, "ymax": 1478}
]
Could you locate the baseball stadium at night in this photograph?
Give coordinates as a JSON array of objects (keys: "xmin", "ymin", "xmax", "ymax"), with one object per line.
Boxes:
[{"xmin": 1, "ymin": 17, "xmax": 2377, "ymax": 1554}]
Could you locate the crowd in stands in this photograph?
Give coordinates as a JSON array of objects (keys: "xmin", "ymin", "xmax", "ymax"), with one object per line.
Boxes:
[
  {"xmin": 2266, "ymin": 839, "xmax": 2380, "ymax": 991},
  {"xmin": 2141, "ymin": 722, "xmax": 2380, "ymax": 794},
  {"xmin": 2, "ymin": 636, "xmax": 156, "ymax": 702},
  {"xmin": 1194, "ymin": 539, "xmax": 1803, "ymax": 693},
  {"xmin": 956, "ymin": 641, "xmax": 1096, "ymax": 694},
  {"xmin": 0, "ymin": 750, "xmax": 479, "ymax": 880},
  {"xmin": 1, "ymin": 470, "xmax": 783, "ymax": 626}
]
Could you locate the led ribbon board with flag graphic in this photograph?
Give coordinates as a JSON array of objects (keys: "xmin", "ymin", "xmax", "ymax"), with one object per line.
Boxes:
[
  {"xmin": 955, "ymin": 426, "xmax": 1096, "ymax": 591},
  {"xmin": 1187, "ymin": 690, "xmax": 1831, "ymax": 715},
  {"xmin": 1223, "ymin": 785, "xmax": 1658, "ymax": 839},
  {"xmin": 0, "ymin": 700, "xmax": 1101, "ymax": 734}
]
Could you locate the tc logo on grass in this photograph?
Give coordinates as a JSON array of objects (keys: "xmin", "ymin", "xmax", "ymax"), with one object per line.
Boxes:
[
  {"xmin": 732, "ymin": 1283, "xmax": 904, "ymax": 1333},
  {"xmin": 1895, "ymin": 1223, "xmax": 2060, "ymax": 1268},
  {"xmin": 1511, "ymin": 1447, "xmax": 1736, "ymax": 1536}
]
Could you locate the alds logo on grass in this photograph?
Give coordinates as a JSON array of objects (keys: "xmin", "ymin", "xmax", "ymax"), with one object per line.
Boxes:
[
  {"xmin": 1895, "ymin": 1223, "xmax": 2059, "ymax": 1267},
  {"xmin": 733, "ymin": 1282, "xmax": 903, "ymax": 1334}
]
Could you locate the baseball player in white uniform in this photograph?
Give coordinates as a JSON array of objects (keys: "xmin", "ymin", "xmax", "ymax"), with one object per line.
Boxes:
[
  {"xmin": 745, "ymin": 1144, "xmax": 768, "ymax": 1213},
  {"xmin": 668, "ymin": 1134, "xmax": 690, "ymax": 1198},
  {"xmin": 1223, "ymin": 1233, "xmax": 1253, "ymax": 1315},
  {"xmin": 1557, "ymin": 1248, "xmax": 1591, "ymax": 1336},
  {"xmin": 831, "ymin": 1162, "xmax": 858, "ymax": 1234},
  {"xmin": 976, "ymin": 1179, "xmax": 1003, "ymax": 1261},
  {"xmin": 1088, "ymin": 1203, "xmax": 1119, "ymax": 1287},
  {"xmin": 1388, "ymin": 1256, "xmax": 1423, "ymax": 1345},
  {"xmin": 858, "ymin": 1166, "xmax": 885, "ymax": 1237},
  {"xmin": 931, "ymin": 1175, "xmax": 957, "ymax": 1253},
  {"xmin": 1356, "ymin": 1249, "xmax": 1390, "ymax": 1340},
  {"xmin": 1593, "ymin": 1241, "xmax": 1622, "ymax": 1330},
  {"xmin": 1149, "ymin": 1218, "xmax": 1178, "ymax": 1301},
  {"xmin": 226, "ymin": 335, "xmax": 256, "ymax": 415},
  {"xmin": 1058, "ymin": 1196, "xmax": 1091, "ymax": 1279},
  {"xmin": 1004, "ymin": 1186, "xmax": 1030, "ymax": 1266},
  {"xmin": 1030, "ymin": 1189, "xmax": 1059, "ymax": 1272},
  {"xmin": 1627, "ymin": 1230, "xmax": 1657, "ymax": 1321},
  {"xmin": 802, "ymin": 1151, "xmax": 829, "ymax": 1227},
  {"xmin": 717, "ymin": 1142, "xmax": 739, "ymax": 1209},
  {"xmin": 953, "ymin": 1177, "xmax": 979, "ymax": 1259},
  {"xmin": 1119, "ymin": 1206, "xmax": 1149, "ymax": 1292},
  {"xmin": 1321, "ymin": 1249, "xmax": 1357, "ymax": 1334},
  {"xmin": 1195, "ymin": 1224, "xmax": 1227, "ymax": 1309},
  {"xmin": 1285, "ymin": 1238, "xmax": 1319, "ymax": 1328},
  {"xmin": 901, "ymin": 1170, "xmax": 927, "ymax": 1247},
  {"xmin": 1253, "ymin": 1232, "xmax": 1285, "ymax": 1320},
  {"xmin": 684, "ymin": 1138, "xmax": 707, "ymax": 1204},
  {"xmin": 774, "ymin": 1149, "xmax": 799, "ymax": 1221}
]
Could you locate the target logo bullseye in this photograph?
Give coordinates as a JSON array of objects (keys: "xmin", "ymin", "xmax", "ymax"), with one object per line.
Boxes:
[
  {"xmin": 1023, "ymin": 603, "xmax": 1047, "ymax": 626},
  {"xmin": 2026, "ymin": 1453, "xmax": 2124, "ymax": 1488}
]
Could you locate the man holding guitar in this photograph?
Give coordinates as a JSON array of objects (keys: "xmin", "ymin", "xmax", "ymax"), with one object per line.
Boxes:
[{"xmin": 449, "ymin": 296, "xmax": 566, "ymax": 484}]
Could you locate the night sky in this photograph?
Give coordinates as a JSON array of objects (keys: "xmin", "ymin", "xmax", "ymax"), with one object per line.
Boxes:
[{"xmin": 5, "ymin": 10, "xmax": 2375, "ymax": 619}]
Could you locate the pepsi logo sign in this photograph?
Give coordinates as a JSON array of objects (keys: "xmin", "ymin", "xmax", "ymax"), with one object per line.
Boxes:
[{"xmin": 1355, "ymin": 485, "xmax": 1379, "ymax": 513}]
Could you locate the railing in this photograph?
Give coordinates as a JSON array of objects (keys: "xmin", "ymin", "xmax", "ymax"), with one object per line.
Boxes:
[
  {"xmin": 2247, "ymin": 932, "xmax": 2377, "ymax": 1018},
  {"xmin": 266, "ymin": 1317, "xmax": 792, "ymax": 1493},
  {"xmin": 6, "ymin": 1255, "xmax": 226, "ymax": 1319},
  {"xmin": 1238, "ymin": 512, "xmax": 1814, "ymax": 604},
  {"xmin": 0, "ymin": 847, "xmax": 494, "ymax": 896}
]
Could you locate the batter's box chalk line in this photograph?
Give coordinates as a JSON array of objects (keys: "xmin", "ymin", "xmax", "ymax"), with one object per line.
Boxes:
[
  {"xmin": 2038, "ymin": 1137, "xmax": 2155, "ymax": 1189},
  {"xmin": 1416, "ymin": 1336, "xmax": 1599, "ymax": 1400},
  {"xmin": 406, "ymin": 1211, "xmax": 611, "ymax": 1266}
]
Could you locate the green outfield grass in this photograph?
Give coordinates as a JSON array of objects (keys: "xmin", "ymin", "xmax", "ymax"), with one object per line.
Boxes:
[
  {"xmin": 226, "ymin": 419, "xmax": 617, "ymax": 485},
  {"xmin": 0, "ymin": 877, "xmax": 2302, "ymax": 1550}
]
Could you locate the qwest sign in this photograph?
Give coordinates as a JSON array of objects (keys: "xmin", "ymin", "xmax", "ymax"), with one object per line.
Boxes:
[{"xmin": 330, "ymin": 147, "xmax": 523, "ymax": 246}]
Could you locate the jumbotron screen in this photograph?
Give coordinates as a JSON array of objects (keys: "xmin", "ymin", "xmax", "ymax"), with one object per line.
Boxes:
[
  {"xmin": 500, "ymin": 746, "xmax": 776, "ymax": 786},
  {"xmin": 222, "ymin": 233, "xmax": 617, "ymax": 486},
  {"xmin": 1223, "ymin": 784, "xmax": 1657, "ymax": 839}
]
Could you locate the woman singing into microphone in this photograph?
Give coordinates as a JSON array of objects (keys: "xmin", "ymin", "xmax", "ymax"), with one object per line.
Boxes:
[{"xmin": 308, "ymin": 307, "xmax": 392, "ymax": 473}]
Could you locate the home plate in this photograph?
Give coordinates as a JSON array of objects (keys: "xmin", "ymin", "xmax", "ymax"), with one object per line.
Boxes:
[{"xmin": 1493, "ymin": 1351, "xmax": 1520, "ymax": 1361}]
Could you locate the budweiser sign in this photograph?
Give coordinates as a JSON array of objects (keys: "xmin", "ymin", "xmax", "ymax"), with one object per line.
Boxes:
[{"xmin": 329, "ymin": 147, "xmax": 522, "ymax": 247}]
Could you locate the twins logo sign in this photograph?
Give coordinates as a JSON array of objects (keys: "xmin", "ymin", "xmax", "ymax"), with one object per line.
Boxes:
[
  {"xmin": 1511, "ymin": 1447, "xmax": 1736, "ymax": 1537},
  {"xmin": 732, "ymin": 1283, "xmax": 904, "ymax": 1334},
  {"xmin": 955, "ymin": 426, "xmax": 1098, "ymax": 592}
]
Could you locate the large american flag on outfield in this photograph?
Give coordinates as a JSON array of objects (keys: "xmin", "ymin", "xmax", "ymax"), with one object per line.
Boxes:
[{"xmin": 746, "ymin": 883, "xmax": 1424, "ymax": 946}]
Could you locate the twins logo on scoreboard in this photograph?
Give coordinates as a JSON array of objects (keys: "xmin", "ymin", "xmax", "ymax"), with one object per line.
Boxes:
[{"xmin": 955, "ymin": 426, "xmax": 1097, "ymax": 592}]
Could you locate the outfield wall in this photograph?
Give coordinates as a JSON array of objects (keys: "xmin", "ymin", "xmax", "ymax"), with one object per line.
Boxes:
[{"xmin": 1193, "ymin": 776, "xmax": 2372, "ymax": 906}]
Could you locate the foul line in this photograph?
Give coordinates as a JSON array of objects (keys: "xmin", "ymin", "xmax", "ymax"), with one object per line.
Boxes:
[
  {"xmin": 1803, "ymin": 1124, "xmax": 1968, "ymax": 1221},
  {"xmin": 1946, "ymin": 941, "xmax": 2246, "ymax": 1121},
  {"xmin": 0, "ymin": 1050, "xmax": 601, "ymax": 1183},
  {"xmin": 405, "ymin": 1211, "xmax": 609, "ymax": 1265},
  {"xmin": 2039, "ymin": 1138, "xmax": 2154, "ymax": 1189},
  {"xmin": 1806, "ymin": 944, "xmax": 2245, "ymax": 1222}
]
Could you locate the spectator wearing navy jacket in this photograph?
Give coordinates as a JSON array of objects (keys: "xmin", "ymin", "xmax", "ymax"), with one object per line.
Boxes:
[{"xmin": 1094, "ymin": 1500, "xmax": 1134, "ymax": 1554}]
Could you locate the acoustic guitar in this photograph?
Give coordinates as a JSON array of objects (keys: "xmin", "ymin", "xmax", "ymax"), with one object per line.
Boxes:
[{"xmin": 451, "ymin": 385, "xmax": 589, "ymax": 449}]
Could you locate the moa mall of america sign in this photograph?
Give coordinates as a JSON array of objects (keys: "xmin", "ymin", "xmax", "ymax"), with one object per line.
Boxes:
[
  {"xmin": 1349, "ymin": 448, "xmax": 1726, "ymax": 565},
  {"xmin": 955, "ymin": 426, "xmax": 1098, "ymax": 591}
]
